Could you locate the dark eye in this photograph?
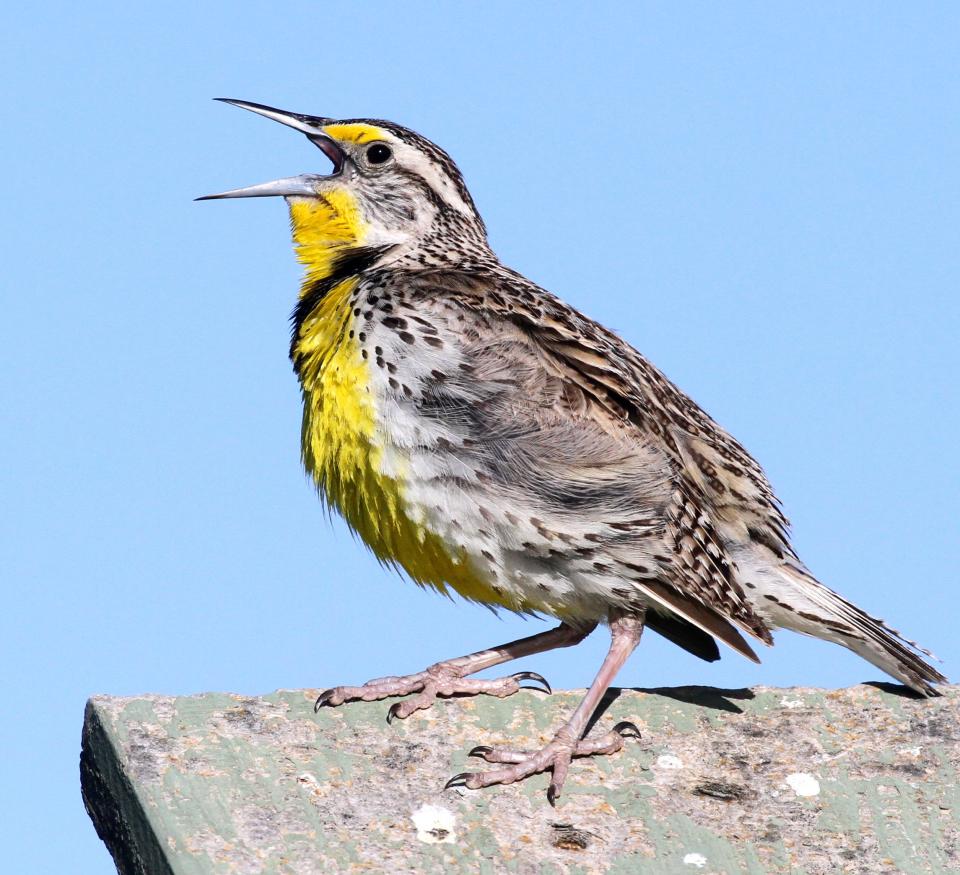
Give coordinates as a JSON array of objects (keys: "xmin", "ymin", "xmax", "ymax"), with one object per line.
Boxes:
[{"xmin": 366, "ymin": 143, "xmax": 392, "ymax": 165}]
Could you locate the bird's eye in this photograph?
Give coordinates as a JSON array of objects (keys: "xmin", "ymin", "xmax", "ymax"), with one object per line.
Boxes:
[{"xmin": 366, "ymin": 143, "xmax": 393, "ymax": 165}]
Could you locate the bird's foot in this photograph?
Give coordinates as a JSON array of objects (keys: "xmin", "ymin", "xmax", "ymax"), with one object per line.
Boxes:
[
  {"xmin": 447, "ymin": 721, "xmax": 640, "ymax": 805},
  {"xmin": 315, "ymin": 664, "xmax": 551, "ymax": 722}
]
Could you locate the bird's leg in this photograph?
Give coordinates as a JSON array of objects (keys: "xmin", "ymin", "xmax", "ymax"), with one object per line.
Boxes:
[
  {"xmin": 315, "ymin": 621, "xmax": 596, "ymax": 721},
  {"xmin": 448, "ymin": 610, "xmax": 645, "ymax": 804}
]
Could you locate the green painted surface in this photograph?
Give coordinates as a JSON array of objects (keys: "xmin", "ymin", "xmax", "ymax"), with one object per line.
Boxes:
[{"xmin": 81, "ymin": 684, "xmax": 960, "ymax": 874}]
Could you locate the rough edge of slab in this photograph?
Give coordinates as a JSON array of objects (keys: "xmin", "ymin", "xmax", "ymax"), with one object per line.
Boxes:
[{"xmin": 81, "ymin": 700, "xmax": 175, "ymax": 875}]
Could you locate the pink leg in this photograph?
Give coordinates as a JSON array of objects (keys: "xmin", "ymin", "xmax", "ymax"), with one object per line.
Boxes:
[
  {"xmin": 315, "ymin": 621, "xmax": 597, "ymax": 721},
  {"xmin": 447, "ymin": 611, "xmax": 646, "ymax": 804}
]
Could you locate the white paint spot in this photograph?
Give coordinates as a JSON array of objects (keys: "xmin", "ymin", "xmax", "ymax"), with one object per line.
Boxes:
[
  {"xmin": 655, "ymin": 754, "xmax": 684, "ymax": 770},
  {"xmin": 785, "ymin": 772, "xmax": 820, "ymax": 797},
  {"xmin": 295, "ymin": 773, "xmax": 322, "ymax": 795},
  {"xmin": 779, "ymin": 696, "xmax": 804, "ymax": 708},
  {"xmin": 411, "ymin": 803, "xmax": 457, "ymax": 844},
  {"xmin": 683, "ymin": 852, "xmax": 708, "ymax": 868}
]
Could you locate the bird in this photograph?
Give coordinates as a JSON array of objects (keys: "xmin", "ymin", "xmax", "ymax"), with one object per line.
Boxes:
[{"xmin": 200, "ymin": 98, "xmax": 945, "ymax": 804}]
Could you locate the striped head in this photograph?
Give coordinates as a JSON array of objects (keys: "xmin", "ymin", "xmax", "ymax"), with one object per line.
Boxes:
[{"xmin": 199, "ymin": 99, "xmax": 489, "ymax": 279}]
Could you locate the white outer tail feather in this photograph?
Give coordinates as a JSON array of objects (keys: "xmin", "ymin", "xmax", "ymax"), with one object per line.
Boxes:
[{"xmin": 738, "ymin": 552, "xmax": 945, "ymax": 696}]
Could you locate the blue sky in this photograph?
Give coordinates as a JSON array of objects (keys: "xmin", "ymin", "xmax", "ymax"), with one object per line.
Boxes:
[{"xmin": 2, "ymin": 3, "xmax": 958, "ymax": 871}]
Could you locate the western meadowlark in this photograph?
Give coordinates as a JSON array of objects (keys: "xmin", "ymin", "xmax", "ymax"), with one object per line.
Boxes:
[{"xmin": 201, "ymin": 99, "xmax": 945, "ymax": 803}]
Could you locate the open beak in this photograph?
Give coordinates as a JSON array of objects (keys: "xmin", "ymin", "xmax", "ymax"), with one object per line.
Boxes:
[{"xmin": 196, "ymin": 99, "xmax": 345, "ymax": 201}]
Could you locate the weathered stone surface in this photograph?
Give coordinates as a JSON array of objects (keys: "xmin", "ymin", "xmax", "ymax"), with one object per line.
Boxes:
[{"xmin": 81, "ymin": 684, "xmax": 960, "ymax": 874}]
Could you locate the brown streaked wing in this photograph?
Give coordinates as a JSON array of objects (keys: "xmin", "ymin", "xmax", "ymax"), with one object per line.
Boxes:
[{"xmin": 412, "ymin": 267, "xmax": 776, "ymax": 645}]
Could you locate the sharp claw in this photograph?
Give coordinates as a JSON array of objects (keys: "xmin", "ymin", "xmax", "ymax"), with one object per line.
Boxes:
[
  {"xmin": 612, "ymin": 720, "xmax": 641, "ymax": 739},
  {"xmin": 547, "ymin": 782, "xmax": 559, "ymax": 806},
  {"xmin": 468, "ymin": 745, "xmax": 493, "ymax": 758},
  {"xmin": 314, "ymin": 689, "xmax": 335, "ymax": 712},
  {"xmin": 444, "ymin": 772, "xmax": 472, "ymax": 790},
  {"xmin": 510, "ymin": 670, "xmax": 552, "ymax": 694},
  {"xmin": 386, "ymin": 702, "xmax": 403, "ymax": 725}
]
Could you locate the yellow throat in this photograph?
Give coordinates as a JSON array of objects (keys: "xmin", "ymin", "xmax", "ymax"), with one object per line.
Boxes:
[
  {"xmin": 288, "ymin": 188, "xmax": 375, "ymax": 510},
  {"xmin": 288, "ymin": 188, "xmax": 508, "ymax": 608}
]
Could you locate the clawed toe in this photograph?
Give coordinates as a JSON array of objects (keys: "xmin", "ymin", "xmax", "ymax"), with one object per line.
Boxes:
[
  {"xmin": 314, "ymin": 688, "xmax": 336, "ymax": 712},
  {"xmin": 447, "ymin": 742, "xmax": 572, "ymax": 802},
  {"xmin": 612, "ymin": 720, "xmax": 641, "ymax": 738},
  {"xmin": 448, "ymin": 721, "xmax": 641, "ymax": 803},
  {"xmin": 313, "ymin": 675, "xmax": 426, "ymax": 712},
  {"xmin": 444, "ymin": 772, "xmax": 472, "ymax": 790},
  {"xmin": 510, "ymin": 670, "xmax": 552, "ymax": 694},
  {"xmin": 313, "ymin": 664, "xmax": 553, "ymax": 723},
  {"xmin": 468, "ymin": 745, "xmax": 529, "ymax": 764}
]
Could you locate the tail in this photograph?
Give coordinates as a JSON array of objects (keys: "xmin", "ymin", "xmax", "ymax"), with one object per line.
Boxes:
[{"xmin": 746, "ymin": 558, "xmax": 946, "ymax": 696}]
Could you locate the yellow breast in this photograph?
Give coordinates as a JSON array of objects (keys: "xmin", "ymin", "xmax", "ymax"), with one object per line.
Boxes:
[{"xmin": 294, "ymin": 277, "xmax": 509, "ymax": 607}]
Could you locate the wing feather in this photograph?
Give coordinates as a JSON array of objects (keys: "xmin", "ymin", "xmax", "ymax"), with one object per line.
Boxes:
[{"xmin": 411, "ymin": 268, "xmax": 777, "ymax": 645}]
